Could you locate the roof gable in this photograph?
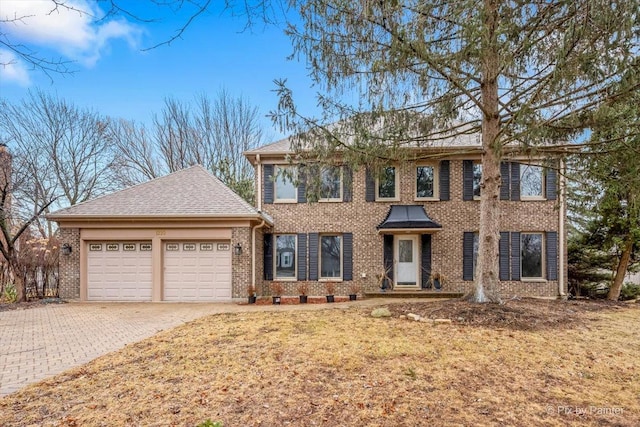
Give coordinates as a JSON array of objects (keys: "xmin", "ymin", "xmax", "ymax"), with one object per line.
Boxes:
[{"xmin": 48, "ymin": 165, "xmax": 260, "ymax": 219}]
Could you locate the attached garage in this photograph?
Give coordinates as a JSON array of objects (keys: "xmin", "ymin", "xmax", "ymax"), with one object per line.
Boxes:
[
  {"xmin": 86, "ymin": 242, "xmax": 152, "ymax": 301},
  {"xmin": 164, "ymin": 241, "xmax": 232, "ymax": 302},
  {"xmin": 49, "ymin": 165, "xmax": 272, "ymax": 302}
]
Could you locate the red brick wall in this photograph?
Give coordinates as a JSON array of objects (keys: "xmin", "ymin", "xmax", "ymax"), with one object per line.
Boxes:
[{"xmin": 258, "ymin": 159, "xmax": 562, "ymax": 298}]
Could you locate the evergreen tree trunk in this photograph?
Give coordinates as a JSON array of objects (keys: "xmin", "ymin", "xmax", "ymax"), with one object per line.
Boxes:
[
  {"xmin": 607, "ymin": 237, "xmax": 633, "ymax": 301},
  {"xmin": 465, "ymin": 0, "xmax": 502, "ymax": 303}
]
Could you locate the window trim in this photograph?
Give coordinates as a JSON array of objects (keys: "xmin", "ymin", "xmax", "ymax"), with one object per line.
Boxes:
[
  {"xmin": 318, "ymin": 166, "xmax": 343, "ymax": 203},
  {"xmin": 520, "ymin": 164, "xmax": 546, "ymax": 201},
  {"xmin": 273, "ymin": 165, "xmax": 297, "ymax": 203},
  {"xmin": 274, "ymin": 234, "xmax": 298, "ymax": 281},
  {"xmin": 415, "ymin": 162, "xmax": 439, "ymax": 201},
  {"xmin": 472, "ymin": 161, "xmax": 482, "ymax": 200},
  {"xmin": 319, "ymin": 234, "xmax": 343, "ymax": 281},
  {"xmin": 375, "ymin": 165, "xmax": 400, "ymax": 201},
  {"xmin": 521, "ymin": 232, "xmax": 545, "ymax": 281}
]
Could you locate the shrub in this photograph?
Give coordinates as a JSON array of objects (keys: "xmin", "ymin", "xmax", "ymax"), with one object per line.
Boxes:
[
  {"xmin": 371, "ymin": 307, "xmax": 392, "ymax": 318},
  {"xmin": 1, "ymin": 283, "xmax": 17, "ymax": 303},
  {"xmin": 324, "ymin": 281, "xmax": 336, "ymax": 295},
  {"xmin": 246, "ymin": 284, "xmax": 256, "ymax": 297},
  {"xmin": 296, "ymin": 283, "xmax": 309, "ymax": 296},
  {"xmin": 349, "ymin": 283, "xmax": 361, "ymax": 294},
  {"xmin": 196, "ymin": 421, "xmax": 223, "ymax": 427},
  {"xmin": 620, "ymin": 283, "xmax": 640, "ymax": 301}
]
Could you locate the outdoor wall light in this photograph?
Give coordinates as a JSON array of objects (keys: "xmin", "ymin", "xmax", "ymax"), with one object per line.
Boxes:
[
  {"xmin": 234, "ymin": 243, "xmax": 243, "ymax": 256},
  {"xmin": 61, "ymin": 243, "xmax": 72, "ymax": 256}
]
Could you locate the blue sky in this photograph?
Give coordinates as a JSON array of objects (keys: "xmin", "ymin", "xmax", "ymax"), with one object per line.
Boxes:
[{"xmin": 0, "ymin": 0, "xmax": 317, "ymax": 141}]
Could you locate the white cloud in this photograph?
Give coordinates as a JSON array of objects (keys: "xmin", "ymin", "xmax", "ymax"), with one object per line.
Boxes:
[
  {"xmin": 0, "ymin": 49, "xmax": 31, "ymax": 86},
  {"xmin": 0, "ymin": 0, "xmax": 141, "ymax": 77}
]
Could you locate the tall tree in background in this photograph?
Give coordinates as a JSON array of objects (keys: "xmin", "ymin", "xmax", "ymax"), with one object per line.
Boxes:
[
  {"xmin": 569, "ymin": 74, "xmax": 640, "ymax": 300},
  {"xmin": 0, "ymin": 90, "xmax": 115, "ymax": 237},
  {"xmin": 270, "ymin": 1, "xmax": 639, "ymax": 303},
  {"xmin": 110, "ymin": 89, "xmax": 263, "ymax": 203}
]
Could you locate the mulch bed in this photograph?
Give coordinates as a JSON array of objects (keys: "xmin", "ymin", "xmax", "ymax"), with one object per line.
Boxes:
[
  {"xmin": 386, "ymin": 297, "xmax": 635, "ymax": 331},
  {"xmin": 0, "ymin": 298, "xmax": 66, "ymax": 312}
]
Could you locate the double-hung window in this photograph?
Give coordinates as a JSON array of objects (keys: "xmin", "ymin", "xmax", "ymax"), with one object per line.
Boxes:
[
  {"xmin": 319, "ymin": 166, "xmax": 342, "ymax": 201},
  {"xmin": 274, "ymin": 166, "xmax": 297, "ymax": 202},
  {"xmin": 472, "ymin": 162, "xmax": 482, "ymax": 199},
  {"xmin": 320, "ymin": 235, "xmax": 342, "ymax": 279},
  {"xmin": 376, "ymin": 166, "xmax": 398, "ymax": 200},
  {"xmin": 521, "ymin": 233, "xmax": 544, "ymax": 279},
  {"xmin": 520, "ymin": 164, "xmax": 544, "ymax": 199},
  {"xmin": 416, "ymin": 163, "xmax": 438, "ymax": 200},
  {"xmin": 275, "ymin": 235, "xmax": 296, "ymax": 279}
]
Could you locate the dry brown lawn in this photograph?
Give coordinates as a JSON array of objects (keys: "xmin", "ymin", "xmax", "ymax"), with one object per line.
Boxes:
[{"xmin": 1, "ymin": 299, "xmax": 638, "ymax": 427}]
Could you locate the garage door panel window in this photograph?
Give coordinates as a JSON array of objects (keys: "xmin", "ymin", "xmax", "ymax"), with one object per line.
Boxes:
[
  {"xmin": 275, "ymin": 235, "xmax": 297, "ymax": 279},
  {"xmin": 521, "ymin": 233, "xmax": 544, "ymax": 279}
]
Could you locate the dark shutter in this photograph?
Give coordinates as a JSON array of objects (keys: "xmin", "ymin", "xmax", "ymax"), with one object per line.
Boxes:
[
  {"xmin": 308, "ymin": 232, "xmax": 319, "ymax": 280},
  {"xmin": 421, "ymin": 234, "xmax": 432, "ymax": 288},
  {"xmin": 439, "ymin": 160, "xmax": 450, "ymax": 201},
  {"xmin": 343, "ymin": 165, "xmax": 353, "ymax": 202},
  {"xmin": 383, "ymin": 234, "xmax": 394, "ymax": 285},
  {"xmin": 510, "ymin": 162, "xmax": 520, "ymax": 201},
  {"xmin": 343, "ymin": 233, "xmax": 353, "ymax": 280},
  {"xmin": 499, "ymin": 232, "xmax": 510, "ymax": 280},
  {"xmin": 263, "ymin": 164, "xmax": 274, "ymax": 204},
  {"xmin": 365, "ymin": 168, "xmax": 375, "ymax": 202},
  {"xmin": 546, "ymin": 231, "xmax": 558, "ymax": 280},
  {"xmin": 500, "ymin": 162, "xmax": 510, "ymax": 201},
  {"xmin": 297, "ymin": 166, "xmax": 307, "ymax": 203},
  {"xmin": 462, "ymin": 160, "xmax": 474, "ymax": 201},
  {"xmin": 511, "ymin": 232, "xmax": 521, "ymax": 280},
  {"xmin": 297, "ymin": 233, "xmax": 307, "ymax": 281},
  {"xmin": 263, "ymin": 233, "xmax": 273, "ymax": 280},
  {"xmin": 546, "ymin": 167, "xmax": 557, "ymax": 201},
  {"xmin": 463, "ymin": 232, "xmax": 474, "ymax": 281}
]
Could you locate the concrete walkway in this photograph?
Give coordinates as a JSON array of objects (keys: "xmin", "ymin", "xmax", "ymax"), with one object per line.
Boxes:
[{"xmin": 0, "ymin": 298, "xmax": 395, "ymax": 397}]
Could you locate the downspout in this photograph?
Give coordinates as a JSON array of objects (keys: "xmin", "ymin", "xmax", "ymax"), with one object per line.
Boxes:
[
  {"xmin": 256, "ymin": 154, "xmax": 262, "ymax": 212},
  {"xmin": 252, "ymin": 219, "xmax": 266, "ymax": 291},
  {"xmin": 558, "ymin": 158, "xmax": 566, "ymax": 298}
]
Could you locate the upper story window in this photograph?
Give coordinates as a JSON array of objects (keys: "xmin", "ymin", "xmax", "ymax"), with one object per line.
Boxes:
[
  {"xmin": 274, "ymin": 166, "xmax": 296, "ymax": 202},
  {"xmin": 275, "ymin": 234, "xmax": 297, "ymax": 279},
  {"xmin": 319, "ymin": 166, "xmax": 342, "ymax": 201},
  {"xmin": 320, "ymin": 235, "xmax": 342, "ymax": 279},
  {"xmin": 376, "ymin": 166, "xmax": 398, "ymax": 200},
  {"xmin": 416, "ymin": 163, "xmax": 438, "ymax": 199},
  {"xmin": 472, "ymin": 162, "xmax": 482, "ymax": 198},
  {"xmin": 520, "ymin": 164, "xmax": 544, "ymax": 199},
  {"xmin": 521, "ymin": 232, "xmax": 543, "ymax": 279}
]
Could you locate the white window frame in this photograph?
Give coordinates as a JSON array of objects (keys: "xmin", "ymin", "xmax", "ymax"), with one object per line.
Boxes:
[
  {"xmin": 520, "ymin": 164, "xmax": 545, "ymax": 200},
  {"xmin": 319, "ymin": 166, "xmax": 343, "ymax": 202},
  {"xmin": 415, "ymin": 162, "xmax": 439, "ymax": 201},
  {"xmin": 274, "ymin": 165, "xmax": 297, "ymax": 203},
  {"xmin": 274, "ymin": 234, "xmax": 297, "ymax": 280},
  {"xmin": 376, "ymin": 165, "xmax": 400, "ymax": 201},
  {"xmin": 472, "ymin": 161, "xmax": 482, "ymax": 200},
  {"xmin": 521, "ymin": 232, "xmax": 545, "ymax": 281},
  {"xmin": 319, "ymin": 234, "xmax": 343, "ymax": 280}
]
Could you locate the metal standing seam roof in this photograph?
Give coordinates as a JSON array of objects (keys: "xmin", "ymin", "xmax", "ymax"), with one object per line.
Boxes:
[
  {"xmin": 377, "ymin": 205, "xmax": 442, "ymax": 230},
  {"xmin": 47, "ymin": 165, "xmax": 267, "ymax": 220}
]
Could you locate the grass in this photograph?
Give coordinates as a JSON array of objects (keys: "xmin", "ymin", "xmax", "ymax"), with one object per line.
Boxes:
[{"xmin": 1, "ymin": 300, "xmax": 638, "ymax": 426}]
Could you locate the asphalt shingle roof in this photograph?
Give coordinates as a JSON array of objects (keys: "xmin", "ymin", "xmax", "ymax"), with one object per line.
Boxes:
[{"xmin": 48, "ymin": 165, "xmax": 262, "ymax": 219}]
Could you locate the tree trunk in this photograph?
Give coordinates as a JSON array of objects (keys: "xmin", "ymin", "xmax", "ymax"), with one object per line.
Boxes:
[
  {"xmin": 607, "ymin": 236, "xmax": 633, "ymax": 301},
  {"xmin": 465, "ymin": 0, "xmax": 502, "ymax": 303}
]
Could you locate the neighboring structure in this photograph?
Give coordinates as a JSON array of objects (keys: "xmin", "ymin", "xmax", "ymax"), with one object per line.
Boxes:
[
  {"xmin": 245, "ymin": 136, "xmax": 567, "ymax": 298},
  {"xmin": 48, "ymin": 166, "xmax": 271, "ymax": 302}
]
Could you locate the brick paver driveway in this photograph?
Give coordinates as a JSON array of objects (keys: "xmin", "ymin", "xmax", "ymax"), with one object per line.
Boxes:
[
  {"xmin": 0, "ymin": 302, "xmax": 249, "ymax": 396},
  {"xmin": 0, "ymin": 299, "xmax": 393, "ymax": 396}
]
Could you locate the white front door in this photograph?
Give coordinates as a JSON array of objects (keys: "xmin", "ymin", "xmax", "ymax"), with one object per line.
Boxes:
[{"xmin": 395, "ymin": 235, "xmax": 419, "ymax": 288}]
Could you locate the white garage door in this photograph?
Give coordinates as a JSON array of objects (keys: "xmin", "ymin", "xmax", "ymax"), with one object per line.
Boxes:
[
  {"xmin": 86, "ymin": 242, "xmax": 153, "ymax": 301},
  {"xmin": 164, "ymin": 241, "xmax": 232, "ymax": 302}
]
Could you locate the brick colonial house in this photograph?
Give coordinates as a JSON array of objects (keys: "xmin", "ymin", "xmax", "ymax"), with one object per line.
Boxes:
[
  {"xmin": 49, "ymin": 133, "xmax": 567, "ymax": 302},
  {"xmin": 245, "ymin": 136, "xmax": 567, "ymax": 299}
]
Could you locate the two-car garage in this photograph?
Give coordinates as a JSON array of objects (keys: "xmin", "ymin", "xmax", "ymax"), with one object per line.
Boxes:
[{"xmin": 85, "ymin": 240, "xmax": 232, "ymax": 302}]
